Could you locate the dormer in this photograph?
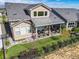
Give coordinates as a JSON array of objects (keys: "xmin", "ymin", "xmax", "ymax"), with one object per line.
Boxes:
[{"xmin": 25, "ymin": 3, "xmax": 51, "ymax": 18}]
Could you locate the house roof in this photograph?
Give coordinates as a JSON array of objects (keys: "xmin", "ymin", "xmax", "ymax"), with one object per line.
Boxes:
[
  {"xmin": 5, "ymin": 3, "xmax": 51, "ymax": 22},
  {"xmin": 5, "ymin": 3, "xmax": 31, "ymax": 21},
  {"xmin": 50, "ymin": 12, "xmax": 65, "ymax": 25},
  {"xmin": 32, "ymin": 17, "xmax": 52, "ymax": 27},
  {"xmin": 25, "ymin": 3, "xmax": 51, "ymax": 11},
  {"xmin": 77, "ymin": 14, "xmax": 79, "ymax": 21},
  {"xmin": 76, "ymin": 10, "xmax": 79, "ymax": 21},
  {"xmin": 53, "ymin": 8, "xmax": 78, "ymax": 22},
  {"xmin": 11, "ymin": 21, "xmax": 31, "ymax": 27},
  {"xmin": 5, "ymin": 3, "xmax": 65, "ymax": 27}
]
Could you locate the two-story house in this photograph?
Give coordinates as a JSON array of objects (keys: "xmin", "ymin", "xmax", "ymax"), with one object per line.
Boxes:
[{"xmin": 5, "ymin": 3, "xmax": 65, "ymax": 41}]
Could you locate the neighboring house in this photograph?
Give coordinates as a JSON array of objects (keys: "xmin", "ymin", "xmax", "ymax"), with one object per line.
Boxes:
[
  {"xmin": 5, "ymin": 3, "xmax": 65, "ymax": 41},
  {"xmin": 53, "ymin": 8, "xmax": 78, "ymax": 30}
]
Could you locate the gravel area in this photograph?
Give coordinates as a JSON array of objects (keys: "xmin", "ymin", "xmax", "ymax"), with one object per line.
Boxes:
[{"xmin": 43, "ymin": 42, "xmax": 79, "ymax": 59}]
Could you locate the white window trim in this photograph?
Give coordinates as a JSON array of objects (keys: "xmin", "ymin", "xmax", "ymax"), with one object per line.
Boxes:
[
  {"xmin": 33, "ymin": 11, "xmax": 48, "ymax": 17},
  {"xmin": 68, "ymin": 22, "xmax": 75, "ymax": 27},
  {"xmin": 15, "ymin": 26, "xmax": 31, "ymax": 35}
]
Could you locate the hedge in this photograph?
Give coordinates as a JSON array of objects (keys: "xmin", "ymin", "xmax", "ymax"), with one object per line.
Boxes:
[{"xmin": 72, "ymin": 27, "xmax": 79, "ymax": 33}]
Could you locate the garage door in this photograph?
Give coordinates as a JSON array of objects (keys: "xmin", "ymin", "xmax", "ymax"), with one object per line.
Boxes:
[{"xmin": 0, "ymin": 24, "xmax": 2, "ymax": 48}]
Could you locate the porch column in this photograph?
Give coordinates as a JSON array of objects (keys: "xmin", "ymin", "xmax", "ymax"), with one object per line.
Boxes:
[
  {"xmin": 60, "ymin": 24, "xmax": 62, "ymax": 33},
  {"xmin": 48, "ymin": 25, "xmax": 51, "ymax": 36},
  {"xmin": 66, "ymin": 22, "xmax": 69, "ymax": 30},
  {"xmin": 36, "ymin": 27, "xmax": 38, "ymax": 39}
]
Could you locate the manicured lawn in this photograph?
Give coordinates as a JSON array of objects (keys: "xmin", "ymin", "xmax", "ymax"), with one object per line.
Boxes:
[
  {"xmin": 6, "ymin": 38, "xmax": 58, "ymax": 58},
  {"xmin": 0, "ymin": 29, "xmax": 71, "ymax": 59},
  {"xmin": 0, "ymin": 49, "xmax": 3, "ymax": 59}
]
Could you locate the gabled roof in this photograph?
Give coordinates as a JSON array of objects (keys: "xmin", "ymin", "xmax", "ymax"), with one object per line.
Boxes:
[
  {"xmin": 10, "ymin": 21, "xmax": 31, "ymax": 27},
  {"xmin": 53, "ymin": 8, "xmax": 78, "ymax": 22},
  {"xmin": 5, "ymin": 3, "xmax": 51, "ymax": 21},
  {"xmin": 32, "ymin": 12, "xmax": 65, "ymax": 27},
  {"xmin": 25, "ymin": 3, "xmax": 51, "ymax": 11},
  {"xmin": 5, "ymin": 3, "xmax": 65, "ymax": 27}
]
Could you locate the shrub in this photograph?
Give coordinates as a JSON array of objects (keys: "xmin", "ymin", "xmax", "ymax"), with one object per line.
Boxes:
[
  {"xmin": 10, "ymin": 56, "xmax": 18, "ymax": 59},
  {"xmin": 50, "ymin": 36, "xmax": 59, "ymax": 40},
  {"xmin": 37, "ymin": 47, "xmax": 44, "ymax": 56},
  {"xmin": 4, "ymin": 39, "xmax": 10, "ymax": 47},
  {"xmin": 72, "ymin": 27, "xmax": 79, "ymax": 33}
]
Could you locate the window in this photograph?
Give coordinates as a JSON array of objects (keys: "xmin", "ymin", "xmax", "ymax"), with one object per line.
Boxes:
[
  {"xmin": 15, "ymin": 27, "xmax": 21, "ymax": 35},
  {"xmin": 20, "ymin": 27, "xmax": 26, "ymax": 35},
  {"xmin": 38, "ymin": 11, "xmax": 44, "ymax": 16},
  {"xmin": 33, "ymin": 11, "xmax": 48, "ymax": 17},
  {"xmin": 15, "ymin": 26, "xmax": 31, "ymax": 35},
  {"xmin": 45, "ymin": 11, "xmax": 47, "ymax": 16},
  {"xmin": 34, "ymin": 11, "xmax": 37, "ymax": 16},
  {"xmin": 26, "ymin": 27, "xmax": 31, "ymax": 33},
  {"xmin": 13, "ymin": 13, "xmax": 17, "ymax": 15},
  {"xmin": 15, "ymin": 31, "xmax": 20, "ymax": 35},
  {"xmin": 68, "ymin": 22, "xmax": 74, "ymax": 27}
]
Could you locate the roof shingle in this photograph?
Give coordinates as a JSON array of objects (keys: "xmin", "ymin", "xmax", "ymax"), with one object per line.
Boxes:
[{"xmin": 53, "ymin": 8, "xmax": 78, "ymax": 22}]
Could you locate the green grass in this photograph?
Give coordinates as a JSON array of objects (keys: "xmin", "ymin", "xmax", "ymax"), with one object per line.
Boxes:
[
  {"xmin": 6, "ymin": 44, "xmax": 29, "ymax": 58},
  {"xmin": 6, "ymin": 37, "xmax": 58, "ymax": 57},
  {"xmin": 0, "ymin": 49, "xmax": 3, "ymax": 59}
]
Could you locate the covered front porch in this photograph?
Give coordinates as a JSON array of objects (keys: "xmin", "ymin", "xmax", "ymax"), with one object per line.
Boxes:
[
  {"xmin": 35, "ymin": 24, "xmax": 62, "ymax": 38},
  {"xmin": 31, "ymin": 17, "xmax": 65, "ymax": 39}
]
